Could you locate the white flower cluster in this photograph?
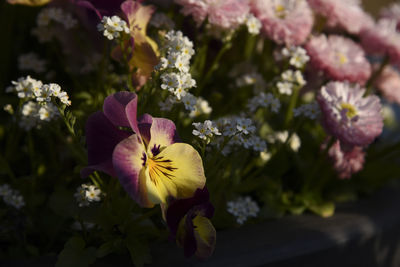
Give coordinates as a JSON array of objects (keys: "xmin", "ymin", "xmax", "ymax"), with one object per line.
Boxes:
[
  {"xmin": 32, "ymin": 7, "xmax": 78, "ymax": 42},
  {"xmin": 192, "ymin": 120, "xmax": 221, "ymax": 143},
  {"xmin": 227, "ymin": 196, "xmax": 259, "ymax": 225},
  {"xmin": 157, "ymin": 31, "xmax": 208, "ymax": 115},
  {"xmin": 236, "ymin": 72, "xmax": 266, "ymax": 93},
  {"xmin": 245, "ymin": 14, "xmax": 262, "ymax": 35},
  {"xmin": 267, "ymin": 131, "xmax": 301, "ymax": 152},
  {"xmin": 97, "ymin": 16, "xmax": 130, "ymax": 40},
  {"xmin": 277, "ymin": 69, "xmax": 306, "ymax": 95},
  {"xmin": 150, "ymin": 13, "xmax": 175, "ymax": 29},
  {"xmin": 18, "ymin": 53, "xmax": 46, "ymax": 74},
  {"xmin": 6, "ymin": 76, "xmax": 71, "ymax": 130},
  {"xmin": 0, "ymin": 184, "xmax": 25, "ymax": 210},
  {"xmin": 247, "ymin": 92, "xmax": 281, "ymax": 113},
  {"xmin": 293, "ymin": 102, "xmax": 320, "ymax": 120},
  {"xmin": 212, "ymin": 116, "xmax": 267, "ymax": 154},
  {"xmin": 74, "ymin": 183, "xmax": 102, "ymax": 208},
  {"xmin": 281, "ymin": 46, "xmax": 309, "ymax": 69}
]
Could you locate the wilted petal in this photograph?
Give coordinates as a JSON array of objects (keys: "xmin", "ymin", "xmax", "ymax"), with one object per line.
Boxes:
[
  {"xmin": 112, "ymin": 134, "xmax": 153, "ymax": 207},
  {"xmin": 147, "ymin": 117, "xmax": 179, "ymax": 156},
  {"xmin": 144, "ymin": 143, "xmax": 206, "ymax": 205},
  {"xmin": 81, "ymin": 111, "xmax": 130, "ymax": 177},
  {"xmin": 103, "ymin": 91, "xmax": 139, "ymax": 132},
  {"xmin": 192, "ymin": 215, "xmax": 216, "ymax": 259},
  {"xmin": 166, "ymin": 187, "xmax": 211, "ymax": 235}
]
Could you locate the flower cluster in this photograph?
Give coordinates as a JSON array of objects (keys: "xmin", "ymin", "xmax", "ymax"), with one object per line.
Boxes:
[
  {"xmin": 74, "ymin": 183, "xmax": 103, "ymax": 207},
  {"xmin": 0, "ymin": 184, "xmax": 25, "ymax": 210},
  {"xmin": 97, "ymin": 16, "xmax": 130, "ymax": 41},
  {"xmin": 158, "ymin": 30, "xmax": 204, "ymax": 114},
  {"xmin": 293, "ymin": 102, "xmax": 320, "ymax": 120},
  {"xmin": 192, "ymin": 120, "xmax": 221, "ymax": 143},
  {"xmin": 18, "ymin": 52, "xmax": 46, "ymax": 73},
  {"xmin": 277, "ymin": 69, "xmax": 306, "ymax": 95},
  {"xmin": 6, "ymin": 76, "xmax": 71, "ymax": 130},
  {"xmin": 227, "ymin": 196, "xmax": 259, "ymax": 224},
  {"xmin": 281, "ymin": 46, "xmax": 310, "ymax": 69},
  {"xmin": 212, "ymin": 116, "xmax": 267, "ymax": 154},
  {"xmin": 267, "ymin": 131, "xmax": 301, "ymax": 152},
  {"xmin": 32, "ymin": 7, "xmax": 77, "ymax": 42},
  {"xmin": 247, "ymin": 92, "xmax": 281, "ymax": 113}
]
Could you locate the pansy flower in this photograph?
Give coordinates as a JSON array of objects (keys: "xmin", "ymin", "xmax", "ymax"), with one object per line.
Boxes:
[
  {"xmin": 82, "ymin": 91, "xmax": 206, "ymax": 207},
  {"xmin": 166, "ymin": 187, "xmax": 216, "ymax": 259}
]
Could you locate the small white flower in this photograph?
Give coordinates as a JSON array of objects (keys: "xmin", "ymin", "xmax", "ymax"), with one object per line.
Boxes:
[
  {"xmin": 245, "ymin": 14, "xmax": 262, "ymax": 35},
  {"xmin": 159, "ymin": 96, "xmax": 176, "ymax": 111},
  {"xmin": 38, "ymin": 103, "xmax": 58, "ymax": 121},
  {"xmin": 189, "ymin": 97, "xmax": 212, "ymax": 118},
  {"xmin": 236, "ymin": 118, "xmax": 256, "ymax": 135},
  {"xmin": 0, "ymin": 184, "xmax": 12, "ymax": 198},
  {"xmin": 36, "ymin": 84, "xmax": 52, "ymax": 102},
  {"xmin": 98, "ymin": 15, "xmax": 130, "ymax": 40},
  {"xmin": 86, "ymin": 185, "xmax": 102, "ymax": 202},
  {"xmin": 161, "ymin": 72, "xmax": 181, "ymax": 91},
  {"xmin": 277, "ymin": 81, "xmax": 293, "ymax": 95},
  {"xmin": 227, "ymin": 196, "xmax": 259, "ymax": 225},
  {"xmin": 74, "ymin": 183, "xmax": 102, "ymax": 207},
  {"xmin": 3, "ymin": 104, "xmax": 14, "ymax": 115},
  {"xmin": 18, "ymin": 53, "xmax": 46, "ymax": 73},
  {"xmin": 181, "ymin": 93, "xmax": 197, "ymax": 111}
]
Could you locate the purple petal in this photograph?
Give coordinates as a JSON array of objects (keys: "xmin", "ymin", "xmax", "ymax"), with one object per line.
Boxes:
[
  {"xmin": 166, "ymin": 187, "xmax": 210, "ymax": 235},
  {"xmin": 147, "ymin": 117, "xmax": 180, "ymax": 155},
  {"xmin": 75, "ymin": 1, "xmax": 102, "ymax": 19},
  {"xmin": 103, "ymin": 91, "xmax": 137, "ymax": 130},
  {"xmin": 125, "ymin": 94, "xmax": 140, "ymax": 135},
  {"xmin": 112, "ymin": 134, "xmax": 153, "ymax": 207},
  {"xmin": 138, "ymin": 113, "xmax": 153, "ymax": 145},
  {"xmin": 183, "ymin": 216, "xmax": 197, "ymax": 258},
  {"xmin": 81, "ymin": 111, "xmax": 130, "ymax": 177}
]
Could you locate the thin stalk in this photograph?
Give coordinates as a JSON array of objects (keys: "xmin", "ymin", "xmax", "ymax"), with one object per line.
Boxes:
[{"xmin": 284, "ymin": 87, "xmax": 300, "ymax": 127}]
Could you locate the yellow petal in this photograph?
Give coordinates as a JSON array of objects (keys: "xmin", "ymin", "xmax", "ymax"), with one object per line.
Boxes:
[
  {"xmin": 144, "ymin": 143, "xmax": 206, "ymax": 204},
  {"xmin": 7, "ymin": 0, "xmax": 51, "ymax": 6}
]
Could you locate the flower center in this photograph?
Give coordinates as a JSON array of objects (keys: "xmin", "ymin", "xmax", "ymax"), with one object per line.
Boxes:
[
  {"xmin": 147, "ymin": 155, "xmax": 178, "ymax": 185},
  {"xmin": 275, "ymin": 4, "xmax": 286, "ymax": 18},
  {"xmin": 336, "ymin": 52, "xmax": 348, "ymax": 65},
  {"xmin": 340, "ymin": 102, "xmax": 358, "ymax": 119}
]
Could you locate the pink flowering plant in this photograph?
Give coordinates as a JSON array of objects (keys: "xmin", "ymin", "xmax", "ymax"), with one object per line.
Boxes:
[{"xmin": 1, "ymin": 0, "xmax": 400, "ymax": 265}]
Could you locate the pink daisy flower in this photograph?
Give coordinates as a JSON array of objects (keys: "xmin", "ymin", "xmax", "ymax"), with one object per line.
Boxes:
[
  {"xmin": 251, "ymin": 0, "xmax": 313, "ymax": 46},
  {"xmin": 360, "ymin": 19, "xmax": 400, "ymax": 65},
  {"xmin": 317, "ymin": 82, "xmax": 383, "ymax": 147},
  {"xmin": 380, "ymin": 3, "xmax": 400, "ymax": 30},
  {"xmin": 374, "ymin": 65, "xmax": 400, "ymax": 105},
  {"xmin": 305, "ymin": 35, "xmax": 371, "ymax": 85},
  {"xmin": 307, "ymin": 0, "xmax": 374, "ymax": 34},
  {"xmin": 174, "ymin": 0, "xmax": 250, "ymax": 29},
  {"xmin": 327, "ymin": 140, "xmax": 365, "ymax": 179}
]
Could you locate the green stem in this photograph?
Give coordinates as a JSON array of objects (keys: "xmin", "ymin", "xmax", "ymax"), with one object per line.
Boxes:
[
  {"xmin": 197, "ymin": 41, "xmax": 232, "ymax": 94},
  {"xmin": 284, "ymin": 87, "xmax": 300, "ymax": 127}
]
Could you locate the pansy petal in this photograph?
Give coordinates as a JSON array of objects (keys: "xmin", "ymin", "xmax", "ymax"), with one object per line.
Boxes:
[
  {"xmin": 148, "ymin": 117, "xmax": 180, "ymax": 156},
  {"xmin": 192, "ymin": 216, "xmax": 216, "ymax": 259},
  {"xmin": 103, "ymin": 91, "xmax": 137, "ymax": 131},
  {"xmin": 112, "ymin": 134, "xmax": 153, "ymax": 207},
  {"xmin": 138, "ymin": 113, "xmax": 153, "ymax": 145},
  {"xmin": 144, "ymin": 143, "xmax": 206, "ymax": 205},
  {"xmin": 81, "ymin": 111, "xmax": 130, "ymax": 177},
  {"xmin": 166, "ymin": 188, "xmax": 210, "ymax": 235}
]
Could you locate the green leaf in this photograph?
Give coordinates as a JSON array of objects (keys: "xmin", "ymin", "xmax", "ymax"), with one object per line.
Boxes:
[
  {"xmin": 96, "ymin": 240, "xmax": 118, "ymax": 258},
  {"xmin": 125, "ymin": 235, "xmax": 152, "ymax": 267},
  {"xmin": 56, "ymin": 236, "xmax": 97, "ymax": 267},
  {"xmin": 308, "ymin": 201, "xmax": 335, "ymax": 218}
]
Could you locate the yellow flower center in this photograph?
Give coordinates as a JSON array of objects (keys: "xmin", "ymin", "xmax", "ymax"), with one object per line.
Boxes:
[
  {"xmin": 147, "ymin": 155, "xmax": 177, "ymax": 185},
  {"xmin": 340, "ymin": 102, "xmax": 358, "ymax": 119},
  {"xmin": 275, "ymin": 4, "xmax": 286, "ymax": 18},
  {"xmin": 337, "ymin": 52, "xmax": 348, "ymax": 65}
]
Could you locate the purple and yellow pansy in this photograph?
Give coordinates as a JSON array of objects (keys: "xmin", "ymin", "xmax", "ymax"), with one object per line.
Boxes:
[
  {"xmin": 166, "ymin": 187, "xmax": 216, "ymax": 259},
  {"xmin": 82, "ymin": 91, "xmax": 206, "ymax": 208}
]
